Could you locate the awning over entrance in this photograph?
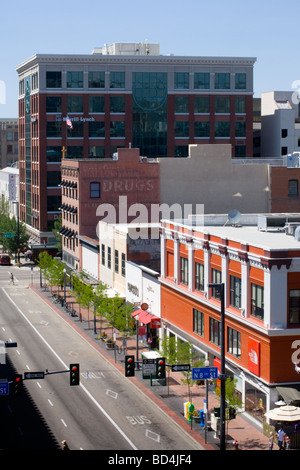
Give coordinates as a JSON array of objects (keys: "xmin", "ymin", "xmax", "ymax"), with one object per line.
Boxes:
[
  {"xmin": 131, "ymin": 308, "xmax": 161, "ymax": 327},
  {"xmin": 276, "ymin": 386, "xmax": 300, "ymax": 404}
]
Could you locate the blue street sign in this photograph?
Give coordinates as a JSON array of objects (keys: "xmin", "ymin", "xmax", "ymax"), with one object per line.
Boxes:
[
  {"xmin": 192, "ymin": 366, "xmax": 218, "ymax": 380},
  {"xmin": 0, "ymin": 380, "xmax": 9, "ymax": 395}
]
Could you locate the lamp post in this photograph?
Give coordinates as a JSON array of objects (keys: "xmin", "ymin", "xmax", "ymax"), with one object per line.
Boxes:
[
  {"xmin": 136, "ymin": 314, "xmax": 139, "ymax": 370},
  {"xmin": 208, "ymin": 282, "xmax": 226, "ymax": 451},
  {"xmin": 204, "ymin": 358, "xmax": 209, "ymax": 444},
  {"xmin": 63, "ymin": 268, "xmax": 66, "ymax": 308}
]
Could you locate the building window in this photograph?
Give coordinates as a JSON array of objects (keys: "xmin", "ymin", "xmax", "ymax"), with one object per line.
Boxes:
[
  {"xmin": 175, "ymin": 121, "xmax": 189, "ymax": 138},
  {"xmin": 215, "ymin": 121, "xmax": 230, "ymax": 138},
  {"xmin": 46, "ymin": 122, "xmax": 62, "ymax": 138},
  {"xmin": 110, "ymin": 72, "xmax": 125, "ymax": 88},
  {"xmin": 211, "ymin": 268, "xmax": 222, "ymax": 300},
  {"xmin": 67, "ymin": 96, "xmax": 83, "ymax": 113},
  {"xmin": 46, "ymin": 71, "xmax": 61, "ymax": 88},
  {"xmin": 110, "ymin": 96, "xmax": 125, "ymax": 113},
  {"xmin": 174, "ymin": 146, "xmax": 188, "ymax": 157},
  {"xmin": 235, "ymin": 97, "xmax": 246, "ymax": 114},
  {"xmin": 194, "ymin": 73, "xmax": 210, "ymax": 89},
  {"xmin": 215, "ymin": 73, "xmax": 230, "ymax": 90},
  {"xmin": 180, "ymin": 257, "xmax": 188, "ymax": 285},
  {"xmin": 89, "ymin": 146, "xmax": 105, "ymax": 158},
  {"xmin": 215, "ymin": 97, "xmax": 230, "ymax": 114},
  {"xmin": 193, "ymin": 308, "xmax": 204, "ymax": 337},
  {"xmin": 174, "ymin": 72, "xmax": 189, "ymax": 89},
  {"xmin": 101, "ymin": 244, "xmax": 105, "ymax": 266},
  {"xmin": 209, "ymin": 317, "xmax": 220, "ymax": 346},
  {"xmin": 235, "ymin": 73, "xmax": 246, "ymax": 89},
  {"xmin": 235, "ymin": 121, "xmax": 246, "ymax": 138},
  {"xmin": 121, "ymin": 253, "xmax": 126, "ymax": 276},
  {"xmin": 235, "ymin": 145, "xmax": 246, "ymax": 157},
  {"xmin": 88, "ymin": 71, "xmax": 105, "ymax": 88},
  {"xmin": 115, "ymin": 250, "xmax": 119, "ymax": 273},
  {"xmin": 67, "ymin": 71, "xmax": 83, "ymax": 88},
  {"xmin": 67, "ymin": 122, "xmax": 84, "ymax": 139},
  {"xmin": 46, "ymin": 146, "xmax": 62, "ymax": 162},
  {"xmin": 194, "ymin": 96, "xmax": 210, "ymax": 114},
  {"xmin": 227, "ymin": 327, "xmax": 241, "ymax": 359},
  {"xmin": 46, "ymin": 96, "xmax": 61, "ymax": 113},
  {"xmin": 107, "ymin": 246, "xmax": 111, "ymax": 269},
  {"xmin": 89, "ymin": 121, "xmax": 105, "ymax": 138},
  {"xmin": 110, "ymin": 121, "xmax": 125, "ymax": 138},
  {"xmin": 230, "ymin": 275, "xmax": 241, "ymax": 309},
  {"xmin": 281, "ymin": 128, "xmax": 288, "ymax": 138},
  {"xmin": 90, "ymin": 182, "xmax": 100, "ymax": 198},
  {"xmin": 281, "ymin": 146, "xmax": 288, "ymax": 156},
  {"xmin": 251, "ymin": 283, "xmax": 264, "ymax": 320},
  {"xmin": 194, "ymin": 122, "xmax": 210, "ymax": 138},
  {"xmin": 289, "ymin": 179, "xmax": 298, "ymax": 196},
  {"xmin": 289, "ymin": 289, "xmax": 300, "ymax": 324},
  {"xmin": 89, "ymin": 96, "xmax": 105, "ymax": 113},
  {"xmin": 195, "ymin": 262, "xmax": 204, "ymax": 291},
  {"xmin": 175, "ymin": 97, "xmax": 189, "ymax": 113},
  {"xmin": 66, "ymin": 146, "xmax": 83, "ymax": 158}
]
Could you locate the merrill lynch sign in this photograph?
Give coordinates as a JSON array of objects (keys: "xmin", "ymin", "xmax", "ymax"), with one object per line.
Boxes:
[{"xmin": 56, "ymin": 115, "xmax": 95, "ymax": 122}]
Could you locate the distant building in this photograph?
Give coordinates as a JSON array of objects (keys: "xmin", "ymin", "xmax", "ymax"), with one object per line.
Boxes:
[{"xmin": 0, "ymin": 119, "xmax": 18, "ymax": 168}]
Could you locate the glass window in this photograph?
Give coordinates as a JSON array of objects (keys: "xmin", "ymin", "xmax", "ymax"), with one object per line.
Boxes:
[
  {"xmin": 110, "ymin": 121, "xmax": 125, "ymax": 138},
  {"xmin": 115, "ymin": 249, "xmax": 119, "ymax": 273},
  {"xmin": 175, "ymin": 121, "xmax": 189, "ymax": 138},
  {"xmin": 175, "ymin": 97, "xmax": 189, "ymax": 113},
  {"xmin": 174, "ymin": 146, "xmax": 188, "ymax": 157},
  {"xmin": 194, "ymin": 73, "xmax": 210, "ymax": 89},
  {"xmin": 89, "ymin": 146, "xmax": 105, "ymax": 158},
  {"xmin": 180, "ymin": 257, "xmax": 188, "ymax": 285},
  {"xmin": 67, "ymin": 71, "xmax": 83, "ymax": 88},
  {"xmin": 110, "ymin": 96, "xmax": 125, "ymax": 113},
  {"xmin": 174, "ymin": 72, "xmax": 189, "ymax": 89},
  {"xmin": 235, "ymin": 73, "xmax": 246, "ymax": 89},
  {"xmin": 89, "ymin": 121, "xmax": 105, "ymax": 138},
  {"xmin": 88, "ymin": 71, "xmax": 105, "ymax": 88},
  {"xmin": 46, "ymin": 146, "xmax": 62, "ymax": 162},
  {"xmin": 209, "ymin": 317, "xmax": 220, "ymax": 346},
  {"xmin": 289, "ymin": 289, "xmax": 300, "ymax": 324},
  {"xmin": 289, "ymin": 179, "xmax": 298, "ymax": 196},
  {"xmin": 46, "ymin": 96, "xmax": 61, "ymax": 113},
  {"xmin": 121, "ymin": 253, "xmax": 125, "ymax": 276},
  {"xmin": 67, "ymin": 146, "xmax": 83, "ymax": 158},
  {"xmin": 107, "ymin": 246, "xmax": 111, "ymax": 269},
  {"xmin": 46, "ymin": 71, "xmax": 61, "ymax": 88},
  {"xmin": 193, "ymin": 308, "xmax": 204, "ymax": 337},
  {"xmin": 251, "ymin": 283, "xmax": 264, "ymax": 320},
  {"xmin": 215, "ymin": 73, "xmax": 230, "ymax": 89},
  {"xmin": 67, "ymin": 122, "xmax": 83, "ymax": 138},
  {"xmin": 215, "ymin": 121, "xmax": 230, "ymax": 138},
  {"xmin": 194, "ymin": 96, "xmax": 209, "ymax": 113},
  {"xmin": 90, "ymin": 182, "xmax": 100, "ymax": 198},
  {"xmin": 89, "ymin": 96, "xmax": 105, "ymax": 113},
  {"xmin": 46, "ymin": 122, "xmax": 62, "ymax": 138},
  {"xmin": 195, "ymin": 262, "xmax": 204, "ymax": 291},
  {"xmin": 235, "ymin": 145, "xmax": 246, "ymax": 157},
  {"xmin": 195, "ymin": 121, "xmax": 210, "ymax": 138},
  {"xmin": 230, "ymin": 275, "xmax": 241, "ymax": 308},
  {"xmin": 211, "ymin": 268, "xmax": 222, "ymax": 300},
  {"xmin": 101, "ymin": 244, "xmax": 105, "ymax": 266},
  {"xmin": 67, "ymin": 96, "xmax": 83, "ymax": 113},
  {"xmin": 215, "ymin": 97, "xmax": 230, "ymax": 114},
  {"xmin": 235, "ymin": 97, "xmax": 246, "ymax": 114},
  {"xmin": 47, "ymin": 171, "xmax": 61, "ymax": 187},
  {"xmin": 47, "ymin": 195, "xmax": 61, "ymax": 211},
  {"xmin": 227, "ymin": 327, "xmax": 241, "ymax": 359},
  {"xmin": 110, "ymin": 72, "xmax": 125, "ymax": 88},
  {"xmin": 235, "ymin": 121, "xmax": 246, "ymax": 138}
]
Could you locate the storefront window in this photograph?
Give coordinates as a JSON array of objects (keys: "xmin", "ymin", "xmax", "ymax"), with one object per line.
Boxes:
[{"xmin": 245, "ymin": 382, "xmax": 266, "ymax": 422}]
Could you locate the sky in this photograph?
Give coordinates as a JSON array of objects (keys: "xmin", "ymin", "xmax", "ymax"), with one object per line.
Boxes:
[{"xmin": 1, "ymin": 0, "xmax": 300, "ymax": 118}]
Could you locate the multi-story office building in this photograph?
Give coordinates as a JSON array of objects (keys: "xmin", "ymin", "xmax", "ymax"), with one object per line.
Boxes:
[
  {"xmin": 0, "ymin": 119, "xmax": 18, "ymax": 168},
  {"xmin": 16, "ymin": 43, "xmax": 255, "ymax": 248}
]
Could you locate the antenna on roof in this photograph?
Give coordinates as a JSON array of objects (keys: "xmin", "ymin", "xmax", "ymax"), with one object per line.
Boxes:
[{"xmin": 224, "ymin": 209, "xmax": 241, "ymax": 227}]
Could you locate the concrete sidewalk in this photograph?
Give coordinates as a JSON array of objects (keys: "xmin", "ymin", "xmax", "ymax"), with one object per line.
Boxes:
[{"xmin": 34, "ymin": 285, "xmax": 270, "ymax": 451}]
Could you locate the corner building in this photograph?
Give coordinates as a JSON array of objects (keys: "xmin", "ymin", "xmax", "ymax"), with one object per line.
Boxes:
[{"xmin": 16, "ymin": 43, "xmax": 255, "ymax": 247}]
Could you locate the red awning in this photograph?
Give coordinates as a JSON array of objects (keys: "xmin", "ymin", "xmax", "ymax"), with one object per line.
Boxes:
[{"xmin": 131, "ymin": 308, "xmax": 160, "ymax": 326}]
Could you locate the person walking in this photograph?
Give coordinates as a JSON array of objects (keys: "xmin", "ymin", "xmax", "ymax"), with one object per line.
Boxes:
[
  {"xmin": 9, "ymin": 273, "xmax": 14, "ymax": 285},
  {"xmin": 276, "ymin": 426, "xmax": 285, "ymax": 450},
  {"xmin": 268, "ymin": 431, "xmax": 274, "ymax": 450},
  {"xmin": 61, "ymin": 440, "xmax": 70, "ymax": 450}
]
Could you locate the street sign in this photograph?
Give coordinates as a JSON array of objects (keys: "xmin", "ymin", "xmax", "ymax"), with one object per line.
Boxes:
[
  {"xmin": 0, "ymin": 380, "xmax": 9, "ymax": 395},
  {"xmin": 4, "ymin": 232, "xmax": 15, "ymax": 238},
  {"xmin": 142, "ymin": 358, "xmax": 156, "ymax": 375},
  {"xmin": 192, "ymin": 366, "xmax": 218, "ymax": 380},
  {"xmin": 171, "ymin": 364, "xmax": 191, "ymax": 372},
  {"xmin": 24, "ymin": 371, "xmax": 45, "ymax": 380}
]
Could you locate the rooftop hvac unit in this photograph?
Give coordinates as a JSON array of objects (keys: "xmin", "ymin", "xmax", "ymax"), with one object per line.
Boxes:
[{"xmin": 286, "ymin": 153, "xmax": 300, "ymax": 167}]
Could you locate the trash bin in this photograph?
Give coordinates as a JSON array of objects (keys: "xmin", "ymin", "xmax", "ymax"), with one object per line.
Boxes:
[{"xmin": 199, "ymin": 409, "xmax": 205, "ymax": 427}]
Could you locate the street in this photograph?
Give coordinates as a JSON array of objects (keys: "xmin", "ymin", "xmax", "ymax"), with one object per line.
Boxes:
[{"xmin": 0, "ymin": 264, "xmax": 203, "ymax": 451}]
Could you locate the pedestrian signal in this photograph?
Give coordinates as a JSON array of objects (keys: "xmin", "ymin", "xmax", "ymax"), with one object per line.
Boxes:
[
  {"xmin": 13, "ymin": 374, "xmax": 23, "ymax": 395},
  {"xmin": 70, "ymin": 364, "xmax": 80, "ymax": 386},
  {"xmin": 125, "ymin": 355, "xmax": 135, "ymax": 377},
  {"xmin": 156, "ymin": 357, "xmax": 166, "ymax": 379}
]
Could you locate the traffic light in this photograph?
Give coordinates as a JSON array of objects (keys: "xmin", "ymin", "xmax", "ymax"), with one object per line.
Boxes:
[
  {"xmin": 12, "ymin": 374, "xmax": 23, "ymax": 395},
  {"xmin": 156, "ymin": 357, "xmax": 166, "ymax": 379},
  {"xmin": 125, "ymin": 355, "xmax": 135, "ymax": 377},
  {"xmin": 70, "ymin": 363, "xmax": 80, "ymax": 386}
]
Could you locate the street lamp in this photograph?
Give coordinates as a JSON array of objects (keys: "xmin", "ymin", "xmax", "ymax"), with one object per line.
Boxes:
[
  {"xmin": 136, "ymin": 314, "xmax": 139, "ymax": 370},
  {"xmin": 208, "ymin": 282, "xmax": 226, "ymax": 451},
  {"xmin": 63, "ymin": 268, "xmax": 66, "ymax": 308},
  {"xmin": 204, "ymin": 357, "xmax": 209, "ymax": 444}
]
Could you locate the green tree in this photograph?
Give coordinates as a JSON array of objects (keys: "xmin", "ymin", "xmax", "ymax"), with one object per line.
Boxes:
[
  {"xmin": 52, "ymin": 216, "xmax": 62, "ymax": 252},
  {"xmin": 0, "ymin": 214, "xmax": 29, "ymax": 256}
]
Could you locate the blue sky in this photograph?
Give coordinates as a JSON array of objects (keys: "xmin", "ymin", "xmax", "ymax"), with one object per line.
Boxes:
[{"xmin": 1, "ymin": 0, "xmax": 299, "ymax": 117}]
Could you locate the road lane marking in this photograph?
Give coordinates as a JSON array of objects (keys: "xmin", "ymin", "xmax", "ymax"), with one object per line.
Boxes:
[{"xmin": 3, "ymin": 288, "xmax": 138, "ymax": 451}]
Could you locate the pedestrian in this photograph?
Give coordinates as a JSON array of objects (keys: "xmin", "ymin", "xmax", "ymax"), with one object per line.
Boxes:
[
  {"xmin": 276, "ymin": 426, "xmax": 285, "ymax": 450},
  {"xmin": 233, "ymin": 439, "xmax": 239, "ymax": 450},
  {"xmin": 268, "ymin": 431, "xmax": 274, "ymax": 450},
  {"xmin": 9, "ymin": 273, "xmax": 14, "ymax": 285},
  {"xmin": 61, "ymin": 439, "xmax": 70, "ymax": 450},
  {"xmin": 285, "ymin": 435, "xmax": 290, "ymax": 450}
]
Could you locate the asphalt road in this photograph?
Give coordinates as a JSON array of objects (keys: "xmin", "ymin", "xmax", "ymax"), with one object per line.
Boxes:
[{"xmin": 0, "ymin": 264, "xmax": 204, "ymax": 452}]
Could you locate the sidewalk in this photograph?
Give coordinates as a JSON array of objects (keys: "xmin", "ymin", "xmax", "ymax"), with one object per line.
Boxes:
[{"xmin": 34, "ymin": 284, "xmax": 270, "ymax": 451}]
